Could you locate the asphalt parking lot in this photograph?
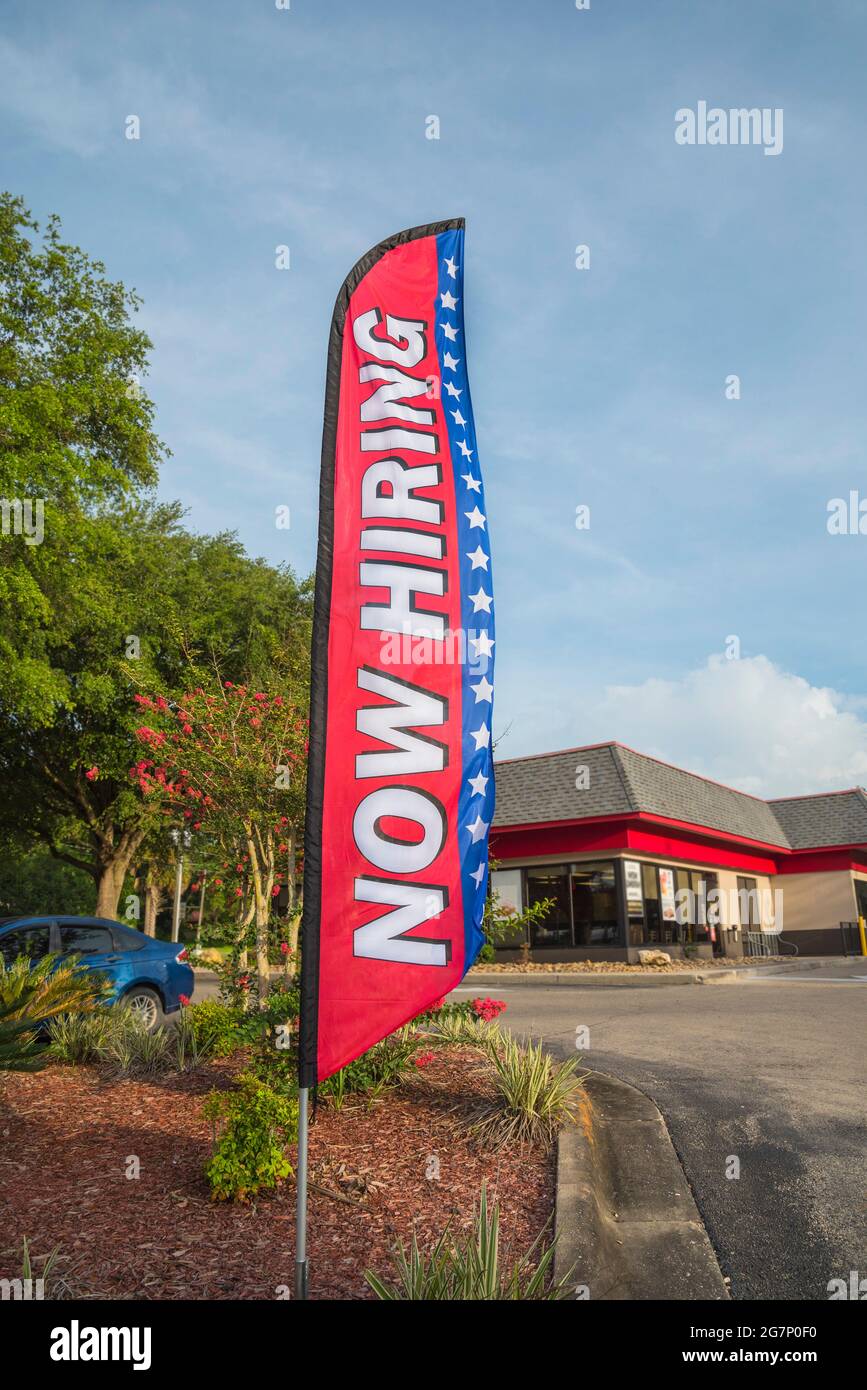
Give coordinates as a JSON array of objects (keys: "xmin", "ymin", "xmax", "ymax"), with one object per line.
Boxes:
[{"xmin": 453, "ymin": 968, "xmax": 867, "ymax": 1301}]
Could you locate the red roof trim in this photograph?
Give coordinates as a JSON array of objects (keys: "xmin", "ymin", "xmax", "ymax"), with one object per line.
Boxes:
[{"xmin": 493, "ymin": 809, "xmax": 789, "ymax": 853}]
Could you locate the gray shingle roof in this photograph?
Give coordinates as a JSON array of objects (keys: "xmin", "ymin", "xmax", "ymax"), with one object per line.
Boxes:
[
  {"xmin": 614, "ymin": 745, "xmax": 786, "ymax": 846},
  {"xmin": 492, "ymin": 742, "xmax": 867, "ymax": 851},
  {"xmin": 493, "ymin": 745, "xmax": 634, "ymax": 826},
  {"xmin": 767, "ymin": 791, "xmax": 867, "ymax": 850}
]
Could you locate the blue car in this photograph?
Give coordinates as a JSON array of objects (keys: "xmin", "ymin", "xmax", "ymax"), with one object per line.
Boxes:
[{"xmin": 0, "ymin": 915, "xmax": 195, "ymax": 1031}]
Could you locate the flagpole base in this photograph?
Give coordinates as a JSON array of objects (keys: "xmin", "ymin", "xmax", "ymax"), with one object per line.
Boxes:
[{"xmin": 295, "ymin": 1259, "xmax": 309, "ymax": 1301}]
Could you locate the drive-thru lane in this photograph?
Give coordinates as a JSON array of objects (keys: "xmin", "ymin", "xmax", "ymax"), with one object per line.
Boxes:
[{"xmin": 457, "ymin": 970, "xmax": 867, "ymax": 1300}]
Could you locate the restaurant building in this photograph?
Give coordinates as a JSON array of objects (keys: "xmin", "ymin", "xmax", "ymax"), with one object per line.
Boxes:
[{"xmin": 489, "ymin": 742, "xmax": 867, "ymax": 960}]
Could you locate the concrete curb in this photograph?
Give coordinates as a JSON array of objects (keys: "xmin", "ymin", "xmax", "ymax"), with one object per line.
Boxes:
[{"xmin": 554, "ymin": 1072, "xmax": 729, "ymax": 1300}]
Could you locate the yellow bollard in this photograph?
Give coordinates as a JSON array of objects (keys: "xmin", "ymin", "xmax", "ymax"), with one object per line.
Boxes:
[{"xmin": 859, "ymin": 916, "xmax": 867, "ymax": 958}]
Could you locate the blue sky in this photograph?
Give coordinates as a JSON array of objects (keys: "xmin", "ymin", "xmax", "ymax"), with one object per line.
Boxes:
[{"xmin": 3, "ymin": 0, "xmax": 866, "ymax": 795}]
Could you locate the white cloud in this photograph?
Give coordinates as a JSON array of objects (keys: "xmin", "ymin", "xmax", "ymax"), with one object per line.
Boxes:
[
  {"xmin": 599, "ymin": 654, "xmax": 867, "ymax": 796},
  {"xmin": 497, "ymin": 654, "xmax": 867, "ymax": 798}
]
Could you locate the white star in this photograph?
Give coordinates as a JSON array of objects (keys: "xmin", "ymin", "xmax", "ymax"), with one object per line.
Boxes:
[
  {"xmin": 457, "ymin": 439, "xmax": 474, "ymax": 459},
  {"xmin": 445, "ymin": 381, "xmax": 462, "ymax": 400},
  {"xmin": 468, "ymin": 771, "xmax": 489, "ymax": 797},
  {"xmin": 440, "ymin": 290, "xmax": 459, "ymax": 311},
  {"xmin": 470, "ymin": 862, "xmax": 486, "ymax": 887},
  {"xmin": 451, "ymin": 409, "xmax": 467, "ymax": 426},
  {"xmin": 444, "ymin": 256, "xmax": 458, "ymax": 279},
  {"xmin": 470, "ymin": 630, "xmax": 495, "ymax": 658},
  {"xmin": 465, "ymin": 813, "xmax": 489, "ymax": 843},
  {"xmin": 469, "ymin": 587, "xmax": 493, "ymax": 613},
  {"xmin": 465, "ymin": 506, "xmax": 486, "ymax": 529},
  {"xmin": 462, "ymin": 472, "xmax": 481, "ymax": 492},
  {"xmin": 470, "ymin": 722, "xmax": 491, "ymax": 750},
  {"xmin": 441, "ymin": 321, "xmax": 459, "ymax": 341},
  {"xmin": 443, "ymin": 352, "xmax": 460, "ymax": 372},
  {"xmin": 471, "ymin": 676, "xmax": 494, "ymax": 704},
  {"xmin": 467, "ymin": 545, "xmax": 489, "ymax": 570}
]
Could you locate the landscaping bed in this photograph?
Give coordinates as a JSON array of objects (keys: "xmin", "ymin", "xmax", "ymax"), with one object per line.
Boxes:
[
  {"xmin": 0, "ymin": 1047, "xmax": 555, "ymax": 1301},
  {"xmin": 468, "ymin": 956, "xmax": 789, "ymax": 974}
]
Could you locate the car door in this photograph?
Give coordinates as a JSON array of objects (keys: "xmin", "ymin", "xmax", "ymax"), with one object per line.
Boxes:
[{"xmin": 57, "ymin": 920, "xmax": 121, "ymax": 995}]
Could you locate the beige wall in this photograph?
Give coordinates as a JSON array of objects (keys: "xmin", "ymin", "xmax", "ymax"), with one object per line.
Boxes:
[{"xmin": 770, "ymin": 870, "xmax": 857, "ymax": 939}]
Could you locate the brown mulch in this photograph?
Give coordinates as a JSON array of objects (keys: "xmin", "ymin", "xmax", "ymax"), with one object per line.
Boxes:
[{"xmin": 0, "ymin": 1049, "xmax": 554, "ymax": 1301}]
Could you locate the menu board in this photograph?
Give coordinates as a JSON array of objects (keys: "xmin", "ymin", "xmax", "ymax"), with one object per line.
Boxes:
[{"xmin": 623, "ymin": 860, "xmax": 644, "ymax": 907}]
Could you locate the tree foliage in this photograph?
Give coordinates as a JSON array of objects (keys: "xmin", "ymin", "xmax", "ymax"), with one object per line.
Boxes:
[{"xmin": 0, "ymin": 194, "xmax": 313, "ymax": 918}]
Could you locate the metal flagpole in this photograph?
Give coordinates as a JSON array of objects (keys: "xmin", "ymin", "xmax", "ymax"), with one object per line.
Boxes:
[{"xmin": 294, "ymin": 1086, "xmax": 309, "ymax": 1299}]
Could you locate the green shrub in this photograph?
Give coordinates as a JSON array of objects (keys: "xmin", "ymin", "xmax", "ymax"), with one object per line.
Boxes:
[
  {"xmin": 247, "ymin": 1019, "xmax": 296, "ymax": 1094},
  {"xmin": 259, "ymin": 985, "xmax": 300, "ymax": 1029},
  {"xmin": 320, "ymin": 1028, "xmax": 421, "ymax": 1109},
  {"xmin": 471, "ymin": 1035, "xmax": 585, "ymax": 1150},
  {"xmin": 426, "ymin": 1012, "xmax": 504, "ymax": 1051},
  {"xmin": 202, "ymin": 1072, "xmax": 298, "ymax": 1201},
  {"xmin": 477, "ymin": 943, "xmax": 497, "ymax": 964},
  {"xmin": 366, "ymin": 1183, "xmax": 570, "ymax": 1300},
  {"xmin": 186, "ymin": 999, "xmax": 247, "ymax": 1057},
  {"xmin": 97, "ymin": 1009, "xmax": 174, "ymax": 1076},
  {"xmin": 48, "ymin": 1010, "xmax": 113, "ymax": 1064},
  {"xmin": 172, "ymin": 1005, "xmax": 213, "ymax": 1072}
]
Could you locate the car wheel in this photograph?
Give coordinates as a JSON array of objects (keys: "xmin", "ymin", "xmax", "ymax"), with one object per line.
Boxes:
[{"xmin": 123, "ymin": 987, "xmax": 164, "ymax": 1032}]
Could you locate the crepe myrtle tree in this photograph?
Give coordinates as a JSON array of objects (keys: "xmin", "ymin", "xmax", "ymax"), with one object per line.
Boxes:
[{"xmin": 131, "ymin": 680, "xmax": 307, "ymax": 1000}]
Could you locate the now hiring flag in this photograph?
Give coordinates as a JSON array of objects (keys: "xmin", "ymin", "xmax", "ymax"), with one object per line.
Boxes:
[{"xmin": 299, "ymin": 219, "xmax": 495, "ymax": 1089}]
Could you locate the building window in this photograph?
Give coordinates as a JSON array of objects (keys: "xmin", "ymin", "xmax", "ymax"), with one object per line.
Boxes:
[
  {"xmin": 571, "ymin": 861, "xmax": 618, "ymax": 945},
  {"xmin": 526, "ymin": 867, "xmax": 572, "ymax": 948},
  {"xmin": 642, "ymin": 862, "xmax": 662, "ymax": 943},
  {"xmin": 736, "ymin": 876, "xmax": 760, "ymax": 928},
  {"xmin": 690, "ymin": 871, "xmax": 718, "ymax": 943}
]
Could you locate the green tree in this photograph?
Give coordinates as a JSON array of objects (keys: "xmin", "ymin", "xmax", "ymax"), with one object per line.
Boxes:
[
  {"xmin": 0, "ymin": 192, "xmax": 164, "ymax": 724},
  {"xmin": 0, "ymin": 195, "xmax": 313, "ymax": 919},
  {"xmin": 0, "ymin": 508, "xmax": 311, "ymax": 917}
]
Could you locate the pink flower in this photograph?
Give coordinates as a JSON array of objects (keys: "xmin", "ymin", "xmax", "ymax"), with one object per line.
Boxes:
[
  {"xmin": 280, "ymin": 941, "xmax": 289, "ymax": 954},
  {"xmin": 414, "ymin": 1051, "xmax": 436, "ymax": 1068},
  {"xmin": 85, "ymin": 766, "xmax": 99, "ymax": 781},
  {"xmin": 179, "ymin": 994, "xmax": 190, "ymax": 1007},
  {"xmin": 470, "ymin": 997, "xmax": 507, "ymax": 1022}
]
